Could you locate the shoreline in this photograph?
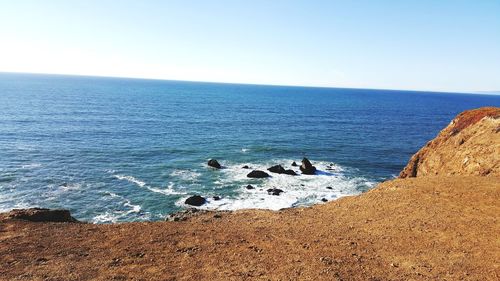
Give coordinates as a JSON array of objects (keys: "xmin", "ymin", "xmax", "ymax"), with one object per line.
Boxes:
[
  {"xmin": 2, "ymin": 175, "xmax": 499, "ymax": 280},
  {"xmin": 1, "ymin": 107, "xmax": 499, "ymax": 280}
]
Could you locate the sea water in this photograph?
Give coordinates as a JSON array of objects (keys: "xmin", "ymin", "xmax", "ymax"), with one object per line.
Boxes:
[{"xmin": 1, "ymin": 73, "xmax": 499, "ymax": 222}]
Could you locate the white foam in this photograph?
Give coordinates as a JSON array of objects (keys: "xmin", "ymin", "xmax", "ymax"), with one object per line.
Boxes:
[
  {"xmin": 147, "ymin": 185, "xmax": 185, "ymax": 195},
  {"xmin": 106, "ymin": 192, "xmax": 120, "ymax": 198},
  {"xmin": 124, "ymin": 201, "xmax": 141, "ymax": 214},
  {"xmin": 114, "ymin": 175, "xmax": 146, "ymax": 187},
  {"xmin": 180, "ymin": 159, "xmax": 376, "ymax": 211},
  {"xmin": 169, "ymin": 169, "xmax": 201, "ymax": 181},
  {"xmin": 113, "ymin": 174, "xmax": 186, "ymax": 195},
  {"xmin": 241, "ymin": 148, "xmax": 249, "ymax": 153},
  {"xmin": 92, "ymin": 192, "xmax": 145, "ymax": 223},
  {"xmin": 58, "ymin": 182, "xmax": 82, "ymax": 191},
  {"xmin": 92, "ymin": 212, "xmax": 119, "ymax": 223},
  {"xmin": 106, "ymin": 192, "xmax": 142, "ymax": 213}
]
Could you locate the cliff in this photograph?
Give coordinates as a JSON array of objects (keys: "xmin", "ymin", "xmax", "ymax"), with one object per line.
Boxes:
[{"xmin": 400, "ymin": 107, "xmax": 500, "ymax": 178}]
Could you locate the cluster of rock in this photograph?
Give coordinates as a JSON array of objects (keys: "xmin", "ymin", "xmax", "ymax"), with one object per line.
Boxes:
[
  {"xmin": 3, "ymin": 208, "xmax": 79, "ymax": 223},
  {"xmin": 299, "ymin": 158, "xmax": 317, "ymax": 175},
  {"xmin": 184, "ymin": 158, "xmax": 321, "ymax": 207},
  {"xmin": 166, "ymin": 208, "xmax": 228, "ymax": 222},
  {"xmin": 244, "ymin": 157, "xmax": 316, "ymax": 179}
]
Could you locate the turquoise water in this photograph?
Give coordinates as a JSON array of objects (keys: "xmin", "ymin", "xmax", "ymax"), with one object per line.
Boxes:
[{"xmin": 1, "ymin": 73, "xmax": 499, "ymax": 222}]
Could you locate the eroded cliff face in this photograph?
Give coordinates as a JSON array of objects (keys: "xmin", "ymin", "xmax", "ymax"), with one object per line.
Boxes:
[{"xmin": 400, "ymin": 107, "xmax": 500, "ymax": 178}]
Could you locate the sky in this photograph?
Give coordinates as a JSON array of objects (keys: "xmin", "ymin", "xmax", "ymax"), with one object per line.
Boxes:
[{"xmin": 0, "ymin": 0, "xmax": 499, "ymax": 92}]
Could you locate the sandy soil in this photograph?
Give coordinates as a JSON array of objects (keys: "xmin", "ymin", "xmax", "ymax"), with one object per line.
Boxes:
[{"xmin": 1, "ymin": 176, "xmax": 499, "ymax": 281}]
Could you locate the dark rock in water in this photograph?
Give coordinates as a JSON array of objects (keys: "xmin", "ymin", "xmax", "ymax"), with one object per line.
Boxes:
[
  {"xmin": 326, "ymin": 186, "xmax": 333, "ymax": 190},
  {"xmin": 185, "ymin": 195, "xmax": 206, "ymax": 206},
  {"xmin": 283, "ymin": 169, "xmax": 298, "ymax": 176},
  {"xmin": 208, "ymin": 159, "xmax": 222, "ymax": 169},
  {"xmin": 6, "ymin": 208, "xmax": 78, "ymax": 223},
  {"xmin": 321, "ymin": 198, "xmax": 328, "ymax": 202},
  {"xmin": 212, "ymin": 196, "xmax": 221, "ymax": 201},
  {"xmin": 267, "ymin": 188, "xmax": 284, "ymax": 196},
  {"xmin": 268, "ymin": 165, "xmax": 286, "ymax": 174},
  {"xmin": 291, "ymin": 161, "xmax": 298, "ymax": 166},
  {"xmin": 247, "ymin": 170, "xmax": 270, "ymax": 178},
  {"xmin": 242, "ymin": 165, "xmax": 250, "ymax": 169},
  {"xmin": 300, "ymin": 158, "xmax": 317, "ymax": 175},
  {"xmin": 246, "ymin": 185, "xmax": 255, "ymax": 190}
]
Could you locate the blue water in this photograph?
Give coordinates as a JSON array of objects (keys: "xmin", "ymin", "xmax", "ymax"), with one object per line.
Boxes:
[{"xmin": 1, "ymin": 73, "xmax": 499, "ymax": 222}]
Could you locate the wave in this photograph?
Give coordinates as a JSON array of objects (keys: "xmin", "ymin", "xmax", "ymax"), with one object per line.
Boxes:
[
  {"xmin": 113, "ymin": 175, "xmax": 146, "ymax": 187},
  {"xmin": 177, "ymin": 159, "xmax": 376, "ymax": 211},
  {"xmin": 58, "ymin": 182, "xmax": 82, "ymax": 191},
  {"xmin": 92, "ymin": 192, "xmax": 144, "ymax": 223},
  {"xmin": 113, "ymin": 174, "xmax": 186, "ymax": 195},
  {"xmin": 169, "ymin": 169, "xmax": 201, "ymax": 182},
  {"xmin": 92, "ymin": 212, "xmax": 119, "ymax": 223}
]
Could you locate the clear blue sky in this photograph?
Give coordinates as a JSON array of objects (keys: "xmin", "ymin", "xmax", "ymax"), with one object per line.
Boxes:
[{"xmin": 0, "ymin": 0, "xmax": 499, "ymax": 92}]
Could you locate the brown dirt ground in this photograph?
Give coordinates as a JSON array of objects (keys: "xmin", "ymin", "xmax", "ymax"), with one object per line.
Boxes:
[{"xmin": 1, "ymin": 176, "xmax": 499, "ymax": 281}]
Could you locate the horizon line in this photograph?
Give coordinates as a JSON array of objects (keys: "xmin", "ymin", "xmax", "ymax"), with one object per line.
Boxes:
[{"xmin": 1, "ymin": 70, "xmax": 499, "ymax": 96}]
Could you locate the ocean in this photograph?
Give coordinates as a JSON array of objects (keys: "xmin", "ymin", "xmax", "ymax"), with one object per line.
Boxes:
[{"xmin": 1, "ymin": 73, "xmax": 499, "ymax": 223}]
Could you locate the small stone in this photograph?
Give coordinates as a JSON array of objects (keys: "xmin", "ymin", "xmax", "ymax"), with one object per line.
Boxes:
[{"xmin": 267, "ymin": 188, "xmax": 284, "ymax": 196}]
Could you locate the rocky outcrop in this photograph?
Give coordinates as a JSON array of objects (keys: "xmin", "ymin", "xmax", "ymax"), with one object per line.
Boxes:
[
  {"xmin": 5, "ymin": 208, "xmax": 78, "ymax": 223},
  {"xmin": 268, "ymin": 165, "xmax": 286, "ymax": 174},
  {"xmin": 300, "ymin": 158, "xmax": 317, "ymax": 175},
  {"xmin": 400, "ymin": 107, "xmax": 500, "ymax": 178},
  {"xmin": 185, "ymin": 195, "xmax": 206, "ymax": 206},
  {"xmin": 247, "ymin": 170, "xmax": 270, "ymax": 178},
  {"xmin": 208, "ymin": 159, "xmax": 222, "ymax": 169}
]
